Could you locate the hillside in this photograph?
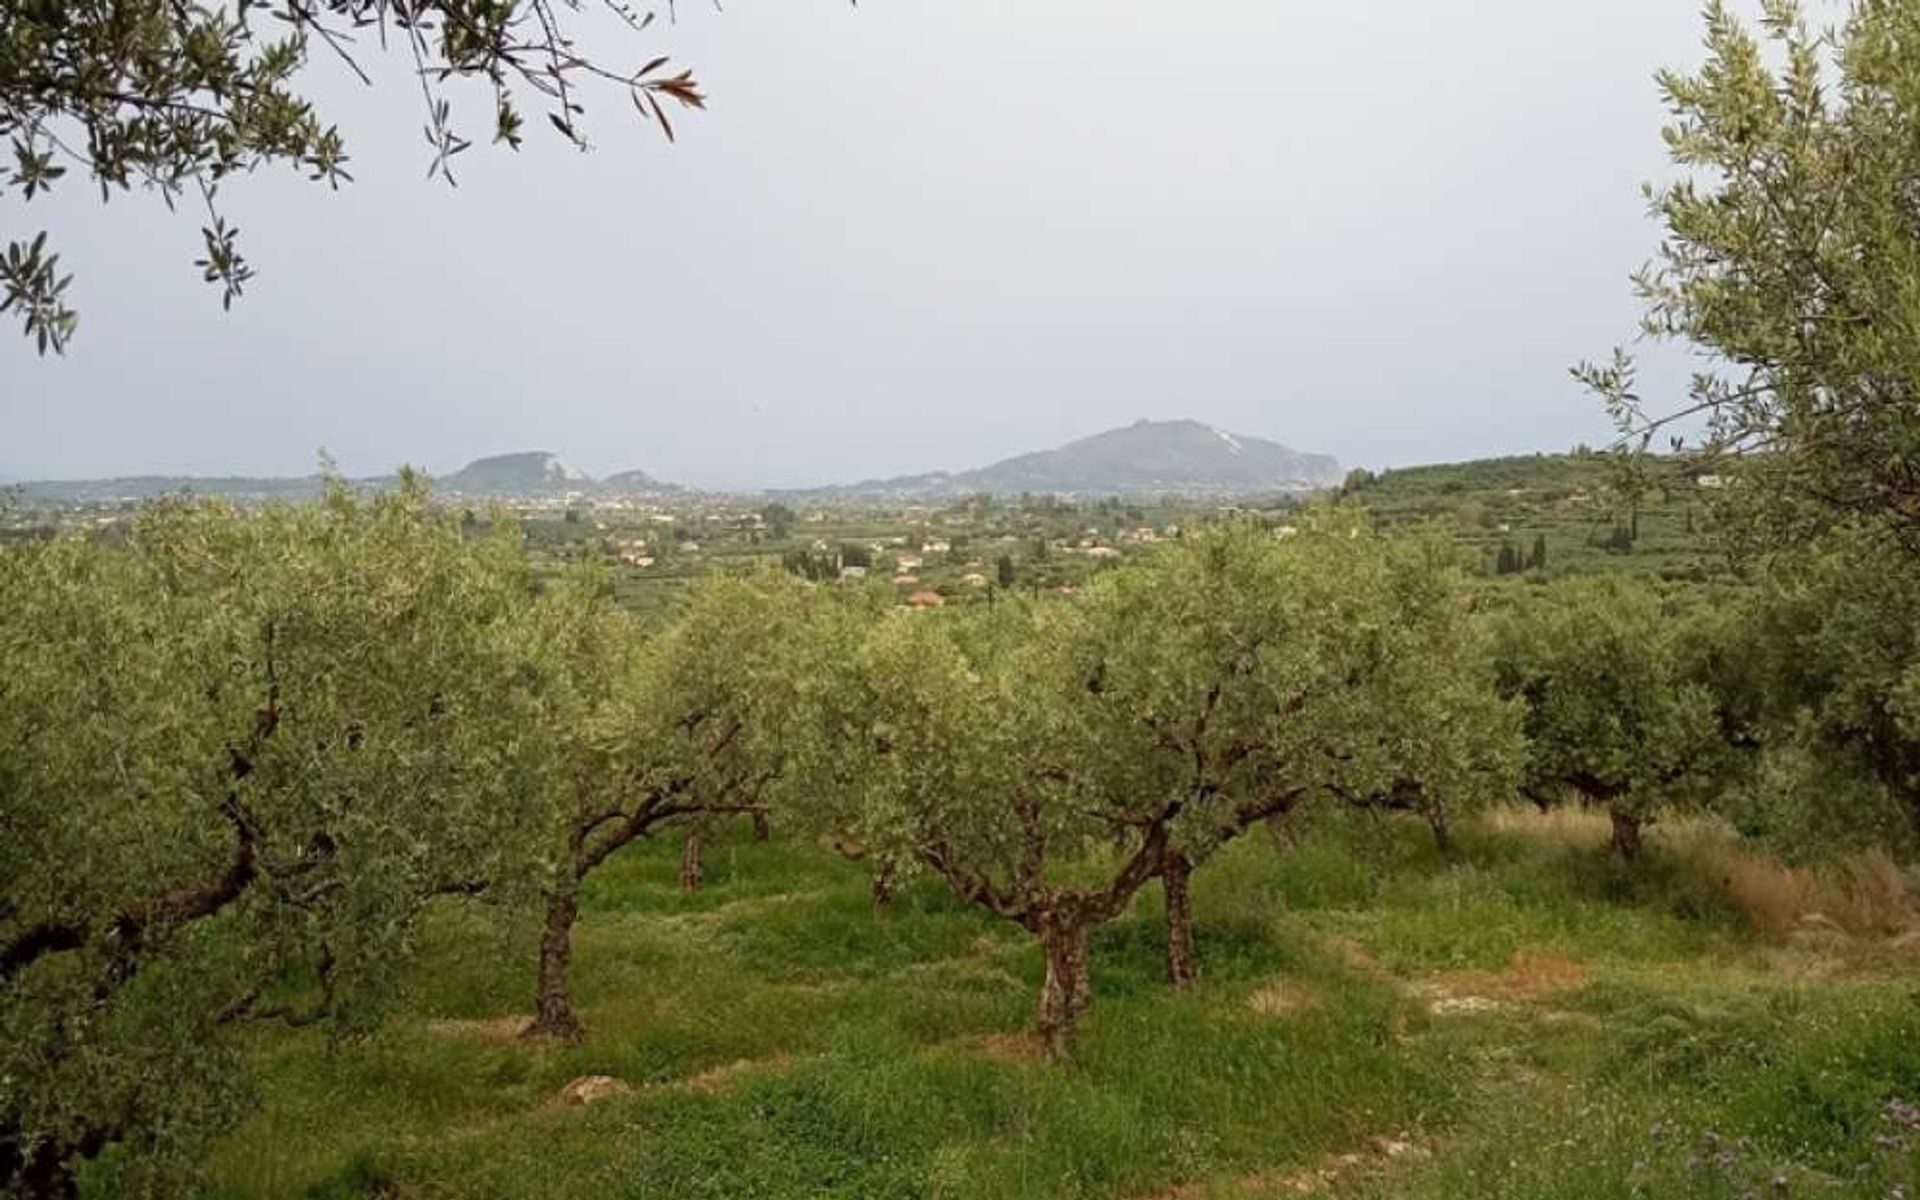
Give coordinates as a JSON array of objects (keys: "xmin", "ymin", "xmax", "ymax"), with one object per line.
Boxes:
[
  {"xmin": 600, "ymin": 468, "xmax": 678, "ymax": 494},
  {"xmin": 7, "ymin": 453, "xmax": 681, "ymax": 504},
  {"xmin": 1346, "ymin": 452, "xmax": 1722, "ymax": 582},
  {"xmin": 440, "ymin": 452, "xmax": 593, "ymax": 495},
  {"xmin": 4, "ymin": 474, "xmax": 343, "ymax": 504},
  {"xmin": 825, "ymin": 419, "xmax": 1343, "ymax": 497}
]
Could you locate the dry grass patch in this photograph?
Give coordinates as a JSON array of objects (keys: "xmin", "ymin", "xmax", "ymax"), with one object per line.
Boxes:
[
  {"xmin": 673, "ymin": 1052, "xmax": 798, "ymax": 1095},
  {"xmin": 1142, "ymin": 1134, "xmax": 1428, "ymax": 1198},
  {"xmin": 1479, "ymin": 804, "xmax": 1614, "ymax": 850},
  {"xmin": 1245, "ymin": 982, "xmax": 1324, "ymax": 1019},
  {"xmin": 423, "ymin": 1015, "xmax": 538, "ymax": 1044},
  {"xmin": 555, "ymin": 1075, "xmax": 633, "ymax": 1106},
  {"xmin": 1700, "ymin": 846, "xmax": 1915, "ymax": 943},
  {"xmin": 1414, "ymin": 953, "xmax": 1589, "ymax": 1017},
  {"xmin": 1479, "ymin": 807, "xmax": 1918, "ymax": 948},
  {"xmin": 1424, "ymin": 952, "xmax": 1587, "ymax": 1000},
  {"xmin": 936, "ymin": 1031, "xmax": 1049, "ymax": 1065}
]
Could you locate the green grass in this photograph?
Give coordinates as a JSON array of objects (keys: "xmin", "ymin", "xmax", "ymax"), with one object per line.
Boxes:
[{"xmin": 196, "ymin": 811, "xmax": 1920, "ymax": 1200}]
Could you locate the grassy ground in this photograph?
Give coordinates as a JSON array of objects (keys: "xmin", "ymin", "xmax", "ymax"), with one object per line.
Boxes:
[{"xmin": 202, "ymin": 811, "xmax": 1920, "ymax": 1200}]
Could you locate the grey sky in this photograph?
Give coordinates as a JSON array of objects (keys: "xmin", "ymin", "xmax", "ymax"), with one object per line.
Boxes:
[{"xmin": 1, "ymin": 1, "xmax": 1737, "ymax": 490}]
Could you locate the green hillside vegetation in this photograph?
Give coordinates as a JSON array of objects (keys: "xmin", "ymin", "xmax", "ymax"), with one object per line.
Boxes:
[
  {"xmin": 1342, "ymin": 452, "xmax": 1721, "ymax": 584},
  {"xmin": 7, "ymin": 450, "xmax": 1718, "ymax": 633},
  {"xmin": 507, "ymin": 450, "xmax": 1717, "ymax": 628}
]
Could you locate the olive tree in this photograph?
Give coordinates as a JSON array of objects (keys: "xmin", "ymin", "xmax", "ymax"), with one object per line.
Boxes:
[
  {"xmin": 1581, "ymin": 0, "xmax": 1920, "ymax": 551},
  {"xmin": 1, "ymin": 0, "xmax": 706, "ymax": 352},
  {"xmin": 520, "ymin": 568, "xmax": 846, "ymax": 1042},
  {"xmin": 793, "ymin": 599, "xmax": 1165, "ymax": 1059},
  {"xmin": 1494, "ymin": 578, "xmax": 1724, "ymax": 860},
  {"xmin": 1063, "ymin": 522, "xmax": 1520, "ymax": 988},
  {"xmin": 0, "ymin": 480, "xmax": 547, "ymax": 1196},
  {"xmin": 1742, "ymin": 523, "xmax": 1920, "ymax": 840},
  {"xmin": 802, "ymin": 522, "xmax": 1519, "ymax": 1053}
]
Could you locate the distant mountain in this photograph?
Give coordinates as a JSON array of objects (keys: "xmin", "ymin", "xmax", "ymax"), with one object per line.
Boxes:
[
  {"xmin": 9, "ymin": 474, "xmax": 342, "ymax": 504},
  {"xmin": 7, "ymin": 423, "xmax": 1339, "ymax": 505},
  {"xmin": 7, "ymin": 451, "xmax": 686, "ymax": 504},
  {"xmin": 440, "ymin": 452, "xmax": 592, "ymax": 495},
  {"xmin": 599, "ymin": 468, "xmax": 678, "ymax": 494},
  {"xmin": 824, "ymin": 420, "xmax": 1342, "ymax": 497}
]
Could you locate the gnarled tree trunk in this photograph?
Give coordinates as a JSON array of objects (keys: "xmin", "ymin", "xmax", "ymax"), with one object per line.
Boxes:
[
  {"xmin": 680, "ymin": 827, "xmax": 704, "ymax": 892},
  {"xmin": 1161, "ymin": 852, "xmax": 1196, "ymax": 988},
  {"xmin": 870, "ymin": 857, "xmax": 899, "ymax": 917},
  {"xmin": 751, "ymin": 808, "xmax": 771, "ymax": 842},
  {"xmin": 524, "ymin": 883, "xmax": 584, "ymax": 1042},
  {"xmin": 1608, "ymin": 807, "xmax": 1645, "ymax": 862},
  {"xmin": 1035, "ymin": 912, "xmax": 1092, "ymax": 1060}
]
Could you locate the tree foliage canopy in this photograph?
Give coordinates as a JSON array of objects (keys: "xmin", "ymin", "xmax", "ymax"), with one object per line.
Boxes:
[
  {"xmin": 1744, "ymin": 522, "xmax": 1920, "ymax": 836},
  {"xmin": 1495, "ymin": 577, "xmax": 1725, "ymax": 855},
  {"xmin": 0, "ymin": 0, "xmax": 704, "ymax": 352},
  {"xmin": 512, "ymin": 565, "xmax": 856, "ymax": 1041},
  {"xmin": 0, "ymin": 479, "xmax": 549, "ymax": 1191},
  {"xmin": 1584, "ymin": 0, "xmax": 1920, "ymax": 551}
]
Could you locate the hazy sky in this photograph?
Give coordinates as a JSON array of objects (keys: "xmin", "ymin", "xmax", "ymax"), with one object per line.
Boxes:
[{"xmin": 1, "ymin": 1, "xmax": 1749, "ymax": 489}]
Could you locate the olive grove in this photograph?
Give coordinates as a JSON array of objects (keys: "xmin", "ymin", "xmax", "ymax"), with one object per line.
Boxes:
[{"xmin": 0, "ymin": 480, "xmax": 549, "ymax": 1195}]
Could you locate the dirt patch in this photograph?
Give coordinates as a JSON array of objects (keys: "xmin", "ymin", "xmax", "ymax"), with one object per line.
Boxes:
[
  {"xmin": 1315, "ymin": 933, "xmax": 1591, "ymax": 1020},
  {"xmin": 1414, "ymin": 953, "xmax": 1588, "ymax": 1017},
  {"xmin": 1427, "ymin": 995, "xmax": 1506, "ymax": 1017},
  {"xmin": 1502, "ymin": 953, "xmax": 1589, "ymax": 994},
  {"xmin": 1423, "ymin": 953, "xmax": 1588, "ymax": 1000},
  {"xmin": 424, "ymin": 1015, "xmax": 537, "ymax": 1044},
  {"xmin": 674, "ymin": 1052, "xmax": 797, "ymax": 1095}
]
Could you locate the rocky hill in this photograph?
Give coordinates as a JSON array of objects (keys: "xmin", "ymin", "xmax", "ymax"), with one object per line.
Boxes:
[
  {"xmin": 440, "ymin": 452, "xmax": 593, "ymax": 495},
  {"xmin": 825, "ymin": 419, "xmax": 1341, "ymax": 497}
]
